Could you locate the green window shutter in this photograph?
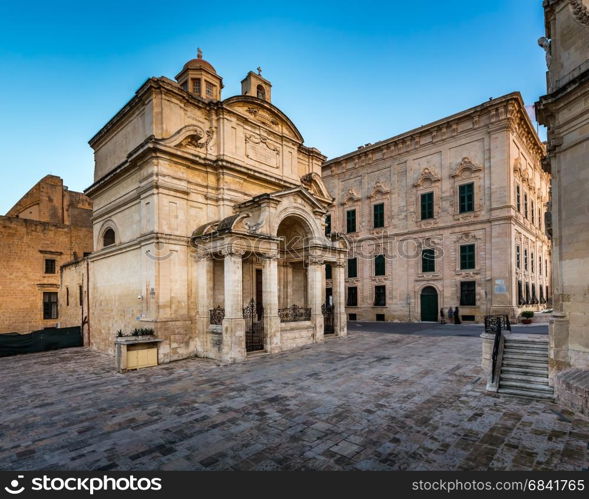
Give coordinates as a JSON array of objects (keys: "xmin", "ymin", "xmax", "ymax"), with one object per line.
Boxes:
[
  {"xmin": 460, "ymin": 281, "xmax": 476, "ymax": 306},
  {"xmin": 373, "ymin": 203, "xmax": 384, "ymax": 228},
  {"xmin": 325, "ymin": 263, "xmax": 332, "ymax": 280},
  {"xmin": 460, "ymin": 244, "xmax": 475, "ymax": 269},
  {"xmin": 347, "ymin": 287, "xmax": 358, "ymax": 306},
  {"xmin": 347, "ymin": 258, "xmax": 357, "ymax": 278},
  {"xmin": 374, "ymin": 285, "xmax": 386, "ymax": 306},
  {"xmin": 346, "ymin": 210, "xmax": 356, "ymax": 233},
  {"xmin": 374, "ymin": 254, "xmax": 385, "ymax": 276},
  {"xmin": 421, "ymin": 249, "xmax": 435, "ymax": 273},
  {"xmin": 420, "ymin": 192, "xmax": 434, "ymax": 220},
  {"xmin": 459, "ymin": 183, "xmax": 474, "ymax": 213}
]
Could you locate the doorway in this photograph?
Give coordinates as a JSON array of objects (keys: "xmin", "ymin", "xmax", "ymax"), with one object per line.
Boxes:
[{"xmin": 420, "ymin": 286, "xmax": 438, "ymax": 322}]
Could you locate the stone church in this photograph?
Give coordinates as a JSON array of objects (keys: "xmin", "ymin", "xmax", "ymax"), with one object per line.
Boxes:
[{"xmin": 65, "ymin": 51, "xmax": 348, "ymax": 363}]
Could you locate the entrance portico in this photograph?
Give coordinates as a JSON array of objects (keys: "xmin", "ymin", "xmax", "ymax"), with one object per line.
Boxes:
[{"xmin": 192, "ymin": 187, "xmax": 348, "ymax": 362}]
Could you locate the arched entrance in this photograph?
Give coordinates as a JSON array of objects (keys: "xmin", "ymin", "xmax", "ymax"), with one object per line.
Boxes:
[
  {"xmin": 420, "ymin": 286, "xmax": 438, "ymax": 322},
  {"xmin": 276, "ymin": 215, "xmax": 311, "ymax": 314}
]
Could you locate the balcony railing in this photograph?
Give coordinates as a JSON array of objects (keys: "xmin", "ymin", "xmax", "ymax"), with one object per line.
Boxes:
[
  {"xmin": 278, "ymin": 305, "xmax": 311, "ymax": 322},
  {"xmin": 209, "ymin": 306, "xmax": 225, "ymax": 325}
]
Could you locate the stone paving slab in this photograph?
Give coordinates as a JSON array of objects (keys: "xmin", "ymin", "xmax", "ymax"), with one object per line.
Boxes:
[{"xmin": 0, "ymin": 330, "xmax": 587, "ymax": 471}]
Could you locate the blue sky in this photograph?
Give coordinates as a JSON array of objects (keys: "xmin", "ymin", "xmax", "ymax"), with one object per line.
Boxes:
[{"xmin": 0, "ymin": 0, "xmax": 547, "ymax": 214}]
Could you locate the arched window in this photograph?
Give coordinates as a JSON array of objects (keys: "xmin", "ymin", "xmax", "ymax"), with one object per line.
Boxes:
[
  {"xmin": 256, "ymin": 84, "xmax": 266, "ymax": 100},
  {"xmin": 103, "ymin": 228, "xmax": 115, "ymax": 247}
]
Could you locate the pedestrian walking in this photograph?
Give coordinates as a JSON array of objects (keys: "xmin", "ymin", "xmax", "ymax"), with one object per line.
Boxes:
[
  {"xmin": 440, "ymin": 308, "xmax": 446, "ymax": 324},
  {"xmin": 454, "ymin": 306, "xmax": 461, "ymax": 324},
  {"xmin": 447, "ymin": 307, "xmax": 454, "ymax": 321}
]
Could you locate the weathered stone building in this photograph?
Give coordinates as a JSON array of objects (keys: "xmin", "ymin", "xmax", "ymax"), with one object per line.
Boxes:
[
  {"xmin": 69, "ymin": 52, "xmax": 347, "ymax": 364},
  {"xmin": 0, "ymin": 175, "xmax": 93, "ymax": 334},
  {"xmin": 323, "ymin": 93, "xmax": 551, "ymax": 323},
  {"xmin": 536, "ymin": 0, "xmax": 589, "ymax": 414}
]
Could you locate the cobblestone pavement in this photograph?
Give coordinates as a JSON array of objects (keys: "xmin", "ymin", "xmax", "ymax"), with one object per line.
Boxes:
[{"xmin": 1, "ymin": 330, "xmax": 587, "ymax": 471}]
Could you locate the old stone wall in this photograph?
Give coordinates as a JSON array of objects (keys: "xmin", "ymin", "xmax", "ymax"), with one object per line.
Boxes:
[{"xmin": 0, "ymin": 217, "xmax": 93, "ymax": 334}]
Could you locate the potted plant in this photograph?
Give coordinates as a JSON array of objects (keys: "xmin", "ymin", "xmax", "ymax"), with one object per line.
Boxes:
[{"xmin": 521, "ymin": 310, "xmax": 534, "ymax": 324}]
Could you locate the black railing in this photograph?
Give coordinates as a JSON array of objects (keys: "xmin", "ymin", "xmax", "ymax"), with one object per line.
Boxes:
[
  {"xmin": 209, "ymin": 306, "xmax": 225, "ymax": 325},
  {"xmin": 243, "ymin": 299, "xmax": 264, "ymax": 352},
  {"xmin": 322, "ymin": 303, "xmax": 334, "ymax": 334},
  {"xmin": 484, "ymin": 314, "xmax": 511, "ymax": 332},
  {"xmin": 485, "ymin": 314, "xmax": 509, "ymax": 384},
  {"xmin": 279, "ymin": 305, "xmax": 311, "ymax": 322}
]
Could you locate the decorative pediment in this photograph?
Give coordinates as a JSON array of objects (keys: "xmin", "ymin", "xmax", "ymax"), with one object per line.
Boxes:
[
  {"xmin": 341, "ymin": 188, "xmax": 361, "ymax": 205},
  {"xmin": 414, "ymin": 168, "xmax": 440, "ymax": 188},
  {"xmin": 456, "ymin": 231, "xmax": 480, "ymax": 243},
  {"xmin": 300, "ymin": 172, "xmax": 334, "ymax": 202},
  {"xmin": 451, "ymin": 157, "xmax": 482, "ymax": 178},
  {"xmin": 223, "ymin": 96, "xmax": 304, "ymax": 143},
  {"xmin": 368, "ymin": 180, "xmax": 391, "ymax": 198}
]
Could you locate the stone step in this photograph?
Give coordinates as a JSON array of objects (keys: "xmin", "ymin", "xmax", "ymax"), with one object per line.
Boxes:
[
  {"xmin": 503, "ymin": 352, "xmax": 548, "ymax": 362},
  {"xmin": 502, "ymin": 359, "xmax": 549, "ymax": 370},
  {"xmin": 500, "ymin": 372, "xmax": 549, "ymax": 385},
  {"xmin": 501, "ymin": 366, "xmax": 549, "ymax": 377},
  {"xmin": 499, "ymin": 379, "xmax": 554, "ymax": 393},
  {"xmin": 497, "ymin": 387, "xmax": 554, "ymax": 400},
  {"xmin": 504, "ymin": 344, "xmax": 548, "ymax": 353}
]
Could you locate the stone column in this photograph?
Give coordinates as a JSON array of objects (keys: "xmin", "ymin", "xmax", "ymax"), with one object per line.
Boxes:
[
  {"xmin": 263, "ymin": 255, "xmax": 281, "ymax": 353},
  {"xmin": 195, "ymin": 255, "xmax": 213, "ymax": 357},
  {"xmin": 222, "ymin": 251, "xmax": 246, "ymax": 362},
  {"xmin": 333, "ymin": 261, "xmax": 348, "ymax": 337},
  {"xmin": 307, "ymin": 257, "xmax": 325, "ymax": 343}
]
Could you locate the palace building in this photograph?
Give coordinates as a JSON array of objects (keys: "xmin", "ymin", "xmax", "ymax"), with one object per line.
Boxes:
[
  {"xmin": 63, "ymin": 51, "xmax": 348, "ymax": 364},
  {"xmin": 322, "ymin": 92, "xmax": 551, "ymax": 323}
]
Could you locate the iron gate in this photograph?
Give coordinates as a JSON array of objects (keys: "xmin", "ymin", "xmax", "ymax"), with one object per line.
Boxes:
[
  {"xmin": 243, "ymin": 299, "xmax": 264, "ymax": 352},
  {"xmin": 322, "ymin": 303, "xmax": 334, "ymax": 334}
]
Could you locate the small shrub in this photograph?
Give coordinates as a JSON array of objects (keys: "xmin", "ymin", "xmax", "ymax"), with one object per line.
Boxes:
[
  {"xmin": 131, "ymin": 328, "xmax": 155, "ymax": 337},
  {"xmin": 521, "ymin": 310, "xmax": 535, "ymax": 319}
]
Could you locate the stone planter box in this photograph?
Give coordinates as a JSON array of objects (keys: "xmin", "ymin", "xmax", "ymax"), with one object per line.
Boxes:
[{"xmin": 115, "ymin": 336, "xmax": 163, "ymax": 373}]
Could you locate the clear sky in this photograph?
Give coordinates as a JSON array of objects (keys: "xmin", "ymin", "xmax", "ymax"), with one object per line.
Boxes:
[{"xmin": 0, "ymin": 0, "xmax": 547, "ymax": 214}]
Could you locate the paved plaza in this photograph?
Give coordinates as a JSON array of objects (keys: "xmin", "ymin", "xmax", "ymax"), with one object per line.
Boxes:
[{"xmin": 0, "ymin": 324, "xmax": 587, "ymax": 471}]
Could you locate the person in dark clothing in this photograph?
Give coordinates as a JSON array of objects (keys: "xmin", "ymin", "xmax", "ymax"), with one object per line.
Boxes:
[
  {"xmin": 440, "ymin": 308, "xmax": 446, "ymax": 324},
  {"xmin": 454, "ymin": 307, "xmax": 461, "ymax": 324},
  {"xmin": 448, "ymin": 307, "xmax": 454, "ymax": 321}
]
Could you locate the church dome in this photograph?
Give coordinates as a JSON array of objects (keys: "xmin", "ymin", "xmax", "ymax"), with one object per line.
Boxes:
[{"xmin": 182, "ymin": 49, "xmax": 216, "ymax": 74}]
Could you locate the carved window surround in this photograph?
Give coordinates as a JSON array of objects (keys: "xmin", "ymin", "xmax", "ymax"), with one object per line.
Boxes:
[
  {"xmin": 414, "ymin": 167, "xmax": 441, "ymax": 228},
  {"xmin": 454, "ymin": 232, "xmax": 482, "ymax": 275},
  {"xmin": 450, "ymin": 157, "xmax": 483, "ymax": 221}
]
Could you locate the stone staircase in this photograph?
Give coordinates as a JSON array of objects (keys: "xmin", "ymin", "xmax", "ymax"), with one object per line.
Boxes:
[{"xmin": 498, "ymin": 336, "xmax": 554, "ymax": 400}]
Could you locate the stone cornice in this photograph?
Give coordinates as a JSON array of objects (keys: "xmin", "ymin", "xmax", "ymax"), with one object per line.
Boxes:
[{"xmin": 323, "ymin": 92, "xmax": 544, "ymax": 168}]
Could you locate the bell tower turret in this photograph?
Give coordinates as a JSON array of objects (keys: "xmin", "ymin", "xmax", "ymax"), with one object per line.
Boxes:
[{"xmin": 241, "ymin": 67, "xmax": 272, "ymax": 102}]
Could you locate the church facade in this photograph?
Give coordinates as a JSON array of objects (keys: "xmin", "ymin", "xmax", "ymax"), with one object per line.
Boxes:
[
  {"xmin": 72, "ymin": 52, "xmax": 348, "ymax": 363},
  {"xmin": 322, "ymin": 93, "xmax": 551, "ymax": 323},
  {"xmin": 536, "ymin": 0, "xmax": 589, "ymax": 413}
]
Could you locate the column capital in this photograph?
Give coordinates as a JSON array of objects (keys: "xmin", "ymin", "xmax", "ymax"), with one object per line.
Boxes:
[
  {"xmin": 220, "ymin": 246, "xmax": 246, "ymax": 258},
  {"xmin": 307, "ymin": 256, "xmax": 325, "ymax": 266},
  {"xmin": 260, "ymin": 252, "xmax": 280, "ymax": 261}
]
